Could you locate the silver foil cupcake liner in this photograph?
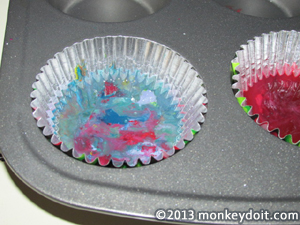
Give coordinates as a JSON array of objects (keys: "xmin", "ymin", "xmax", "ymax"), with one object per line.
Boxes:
[
  {"xmin": 232, "ymin": 30, "xmax": 300, "ymax": 145},
  {"xmin": 31, "ymin": 36, "xmax": 207, "ymax": 167}
]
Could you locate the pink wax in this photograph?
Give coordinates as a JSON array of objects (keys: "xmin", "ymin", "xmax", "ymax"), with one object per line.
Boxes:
[{"xmin": 243, "ymin": 72, "xmax": 300, "ymax": 143}]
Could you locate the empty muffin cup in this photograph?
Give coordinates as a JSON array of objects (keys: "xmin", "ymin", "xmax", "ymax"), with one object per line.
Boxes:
[
  {"xmin": 31, "ymin": 36, "xmax": 207, "ymax": 167},
  {"xmin": 232, "ymin": 30, "xmax": 300, "ymax": 145}
]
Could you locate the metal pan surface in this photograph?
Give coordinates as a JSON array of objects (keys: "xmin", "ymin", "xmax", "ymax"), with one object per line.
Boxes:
[{"xmin": 1, "ymin": 0, "xmax": 300, "ymax": 223}]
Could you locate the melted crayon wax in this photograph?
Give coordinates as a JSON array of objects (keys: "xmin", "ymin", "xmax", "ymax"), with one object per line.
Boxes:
[
  {"xmin": 53, "ymin": 65, "xmax": 183, "ymax": 165},
  {"xmin": 243, "ymin": 71, "xmax": 300, "ymax": 143}
]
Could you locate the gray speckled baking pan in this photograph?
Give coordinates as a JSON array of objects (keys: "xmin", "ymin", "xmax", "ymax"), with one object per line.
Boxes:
[{"xmin": 1, "ymin": 0, "xmax": 300, "ymax": 224}]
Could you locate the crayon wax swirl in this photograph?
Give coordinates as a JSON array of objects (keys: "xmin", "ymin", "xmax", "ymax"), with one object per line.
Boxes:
[
  {"xmin": 243, "ymin": 70, "xmax": 300, "ymax": 144},
  {"xmin": 52, "ymin": 64, "xmax": 184, "ymax": 166}
]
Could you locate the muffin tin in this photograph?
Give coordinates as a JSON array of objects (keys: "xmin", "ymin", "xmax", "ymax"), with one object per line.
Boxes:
[
  {"xmin": 213, "ymin": 0, "xmax": 300, "ymax": 18},
  {"xmin": 47, "ymin": 0, "xmax": 171, "ymax": 23},
  {"xmin": 1, "ymin": 0, "xmax": 300, "ymax": 223}
]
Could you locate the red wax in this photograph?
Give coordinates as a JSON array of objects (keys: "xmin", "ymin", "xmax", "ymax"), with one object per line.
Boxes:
[
  {"xmin": 104, "ymin": 81, "xmax": 118, "ymax": 96},
  {"xmin": 243, "ymin": 72, "xmax": 300, "ymax": 143}
]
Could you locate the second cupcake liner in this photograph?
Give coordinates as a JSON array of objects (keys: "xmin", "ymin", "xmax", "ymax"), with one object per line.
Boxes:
[{"xmin": 232, "ymin": 30, "xmax": 300, "ymax": 145}]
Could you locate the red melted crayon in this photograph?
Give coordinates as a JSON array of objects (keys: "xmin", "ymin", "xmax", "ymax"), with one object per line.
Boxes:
[
  {"xmin": 226, "ymin": 5, "xmax": 242, "ymax": 13},
  {"xmin": 243, "ymin": 71, "xmax": 300, "ymax": 143},
  {"xmin": 104, "ymin": 81, "xmax": 118, "ymax": 96}
]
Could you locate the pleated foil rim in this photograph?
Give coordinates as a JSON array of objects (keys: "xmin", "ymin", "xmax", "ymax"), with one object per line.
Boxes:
[
  {"xmin": 30, "ymin": 36, "xmax": 208, "ymax": 167},
  {"xmin": 232, "ymin": 30, "xmax": 300, "ymax": 144}
]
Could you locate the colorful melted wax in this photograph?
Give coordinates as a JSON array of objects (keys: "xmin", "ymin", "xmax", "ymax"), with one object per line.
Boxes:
[
  {"xmin": 52, "ymin": 64, "xmax": 184, "ymax": 166},
  {"xmin": 243, "ymin": 71, "xmax": 300, "ymax": 144}
]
